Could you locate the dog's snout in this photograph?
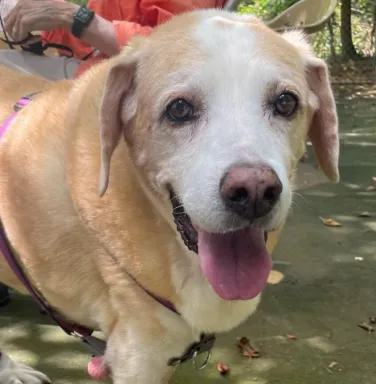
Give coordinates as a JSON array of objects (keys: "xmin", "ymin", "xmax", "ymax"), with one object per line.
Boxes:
[{"xmin": 220, "ymin": 165, "xmax": 282, "ymax": 220}]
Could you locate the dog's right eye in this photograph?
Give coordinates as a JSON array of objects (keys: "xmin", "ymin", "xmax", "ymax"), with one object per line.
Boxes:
[
  {"xmin": 273, "ymin": 92, "xmax": 299, "ymax": 117},
  {"xmin": 165, "ymin": 99, "xmax": 194, "ymax": 123}
]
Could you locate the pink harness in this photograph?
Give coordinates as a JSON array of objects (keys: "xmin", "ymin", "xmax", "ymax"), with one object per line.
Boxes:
[{"xmin": 0, "ymin": 95, "xmax": 216, "ymax": 371}]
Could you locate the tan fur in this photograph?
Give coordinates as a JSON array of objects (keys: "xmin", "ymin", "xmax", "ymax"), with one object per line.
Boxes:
[
  {"xmin": 0, "ymin": 10, "xmax": 338, "ymax": 383},
  {"xmin": 0, "ymin": 60, "xmax": 283, "ymax": 379}
]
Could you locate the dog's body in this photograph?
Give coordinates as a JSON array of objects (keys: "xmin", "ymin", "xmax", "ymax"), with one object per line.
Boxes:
[{"xmin": 0, "ymin": 9, "xmax": 339, "ymax": 384}]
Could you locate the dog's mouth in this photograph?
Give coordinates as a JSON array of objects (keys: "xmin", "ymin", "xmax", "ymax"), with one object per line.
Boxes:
[{"xmin": 169, "ymin": 189, "xmax": 272, "ymax": 301}]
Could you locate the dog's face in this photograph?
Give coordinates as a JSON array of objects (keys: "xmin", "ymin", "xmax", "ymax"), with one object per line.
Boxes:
[{"xmin": 98, "ymin": 10, "xmax": 339, "ymax": 301}]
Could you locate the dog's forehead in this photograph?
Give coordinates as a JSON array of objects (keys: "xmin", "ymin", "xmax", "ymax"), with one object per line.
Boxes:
[
  {"xmin": 145, "ymin": 11, "xmax": 303, "ymax": 75},
  {"xmin": 192, "ymin": 14, "xmax": 302, "ymax": 68},
  {"xmin": 137, "ymin": 11, "xmax": 306, "ymax": 98}
]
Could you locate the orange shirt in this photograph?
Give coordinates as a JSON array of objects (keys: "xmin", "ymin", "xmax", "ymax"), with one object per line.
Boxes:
[{"xmin": 41, "ymin": 0, "xmax": 227, "ymax": 76}]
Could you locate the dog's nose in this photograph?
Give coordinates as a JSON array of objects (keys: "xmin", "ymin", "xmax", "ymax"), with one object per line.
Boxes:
[{"xmin": 220, "ymin": 165, "xmax": 282, "ymax": 220}]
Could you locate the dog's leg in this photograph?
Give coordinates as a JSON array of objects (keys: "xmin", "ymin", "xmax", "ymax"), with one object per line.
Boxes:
[
  {"xmin": 0, "ymin": 347, "xmax": 51, "ymax": 384},
  {"xmin": 106, "ymin": 319, "xmax": 195, "ymax": 384}
]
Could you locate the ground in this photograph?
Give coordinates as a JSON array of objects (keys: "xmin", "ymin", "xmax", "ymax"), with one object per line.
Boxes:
[{"xmin": 0, "ymin": 47, "xmax": 376, "ymax": 382}]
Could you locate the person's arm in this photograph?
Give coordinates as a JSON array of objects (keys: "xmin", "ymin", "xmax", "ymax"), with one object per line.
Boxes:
[
  {"xmin": 42, "ymin": 13, "xmax": 153, "ymax": 58},
  {"xmin": 78, "ymin": 15, "xmax": 153, "ymax": 57},
  {"xmin": 64, "ymin": 7, "xmax": 120, "ymax": 57},
  {"xmin": 4, "ymin": 0, "xmax": 153, "ymax": 57}
]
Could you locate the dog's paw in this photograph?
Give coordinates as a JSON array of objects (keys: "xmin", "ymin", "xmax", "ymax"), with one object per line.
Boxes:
[{"xmin": 0, "ymin": 351, "xmax": 51, "ymax": 384}]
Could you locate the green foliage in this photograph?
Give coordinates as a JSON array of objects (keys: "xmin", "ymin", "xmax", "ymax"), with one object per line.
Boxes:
[
  {"xmin": 313, "ymin": 0, "xmax": 374, "ymax": 59},
  {"xmin": 238, "ymin": 0, "xmax": 300, "ymax": 20},
  {"xmin": 67, "ymin": 0, "xmax": 88, "ymax": 5},
  {"xmin": 238, "ymin": 0, "xmax": 375, "ymax": 60}
]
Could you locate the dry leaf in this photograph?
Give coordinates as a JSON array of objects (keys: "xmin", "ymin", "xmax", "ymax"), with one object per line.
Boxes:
[
  {"xmin": 357, "ymin": 322, "xmax": 374, "ymax": 333},
  {"xmin": 366, "ymin": 186, "xmax": 376, "ymax": 191},
  {"xmin": 217, "ymin": 361, "xmax": 230, "ymax": 375},
  {"xmin": 372, "ymin": 176, "xmax": 376, "ymax": 182},
  {"xmin": 287, "ymin": 334, "xmax": 297, "ymax": 340},
  {"xmin": 319, "ymin": 217, "xmax": 342, "ymax": 227},
  {"xmin": 357, "ymin": 211, "xmax": 371, "ymax": 217},
  {"xmin": 328, "ymin": 361, "xmax": 338, "ymax": 369},
  {"xmin": 267, "ymin": 270, "xmax": 284, "ymax": 285},
  {"xmin": 236, "ymin": 337, "xmax": 260, "ymax": 358}
]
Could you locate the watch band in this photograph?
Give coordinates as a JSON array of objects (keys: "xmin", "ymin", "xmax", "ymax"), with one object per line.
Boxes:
[{"xmin": 71, "ymin": 6, "xmax": 95, "ymax": 39}]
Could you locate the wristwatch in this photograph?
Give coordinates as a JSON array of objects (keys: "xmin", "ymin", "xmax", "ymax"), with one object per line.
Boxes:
[{"xmin": 71, "ymin": 6, "xmax": 95, "ymax": 39}]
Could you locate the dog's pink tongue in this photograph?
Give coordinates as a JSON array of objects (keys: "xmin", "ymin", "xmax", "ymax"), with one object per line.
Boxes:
[{"xmin": 198, "ymin": 228, "xmax": 271, "ymax": 300}]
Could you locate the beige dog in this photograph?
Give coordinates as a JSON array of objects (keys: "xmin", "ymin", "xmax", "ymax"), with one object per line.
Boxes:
[{"xmin": 0, "ymin": 9, "xmax": 339, "ymax": 384}]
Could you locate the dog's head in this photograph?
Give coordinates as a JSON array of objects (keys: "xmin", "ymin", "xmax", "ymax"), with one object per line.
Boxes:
[{"xmin": 98, "ymin": 10, "xmax": 339, "ymax": 301}]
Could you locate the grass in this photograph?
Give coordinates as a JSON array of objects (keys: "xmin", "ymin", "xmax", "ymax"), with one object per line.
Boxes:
[{"xmin": 67, "ymin": 0, "xmax": 88, "ymax": 5}]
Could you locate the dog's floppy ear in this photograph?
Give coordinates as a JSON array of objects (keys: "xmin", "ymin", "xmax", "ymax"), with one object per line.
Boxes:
[
  {"xmin": 283, "ymin": 31, "xmax": 339, "ymax": 182},
  {"xmin": 99, "ymin": 52, "xmax": 138, "ymax": 196}
]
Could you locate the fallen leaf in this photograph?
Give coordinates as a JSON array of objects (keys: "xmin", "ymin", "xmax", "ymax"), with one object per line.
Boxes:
[
  {"xmin": 287, "ymin": 334, "xmax": 297, "ymax": 340},
  {"xmin": 357, "ymin": 211, "xmax": 371, "ymax": 217},
  {"xmin": 267, "ymin": 270, "xmax": 284, "ymax": 285},
  {"xmin": 354, "ymin": 256, "xmax": 363, "ymax": 261},
  {"xmin": 236, "ymin": 337, "xmax": 260, "ymax": 358},
  {"xmin": 357, "ymin": 322, "xmax": 374, "ymax": 333},
  {"xmin": 369, "ymin": 317, "xmax": 376, "ymax": 325},
  {"xmin": 372, "ymin": 176, "xmax": 376, "ymax": 182},
  {"xmin": 366, "ymin": 186, "xmax": 376, "ymax": 191},
  {"xmin": 319, "ymin": 217, "xmax": 342, "ymax": 227},
  {"xmin": 217, "ymin": 361, "xmax": 230, "ymax": 375},
  {"xmin": 328, "ymin": 361, "xmax": 338, "ymax": 369}
]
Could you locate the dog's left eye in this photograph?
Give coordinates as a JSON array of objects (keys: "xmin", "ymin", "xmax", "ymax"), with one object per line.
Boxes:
[
  {"xmin": 273, "ymin": 93, "xmax": 299, "ymax": 117},
  {"xmin": 166, "ymin": 99, "xmax": 194, "ymax": 123}
]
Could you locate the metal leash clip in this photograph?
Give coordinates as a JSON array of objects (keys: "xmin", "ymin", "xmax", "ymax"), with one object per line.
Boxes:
[
  {"xmin": 192, "ymin": 348, "xmax": 212, "ymax": 370},
  {"xmin": 167, "ymin": 333, "xmax": 216, "ymax": 369}
]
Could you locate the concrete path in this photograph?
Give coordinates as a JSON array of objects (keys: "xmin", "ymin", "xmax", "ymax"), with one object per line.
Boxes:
[{"xmin": 0, "ymin": 88, "xmax": 375, "ymax": 384}]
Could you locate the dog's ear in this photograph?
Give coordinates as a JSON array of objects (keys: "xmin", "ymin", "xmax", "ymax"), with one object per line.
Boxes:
[
  {"xmin": 99, "ymin": 52, "xmax": 138, "ymax": 196},
  {"xmin": 282, "ymin": 31, "xmax": 339, "ymax": 182}
]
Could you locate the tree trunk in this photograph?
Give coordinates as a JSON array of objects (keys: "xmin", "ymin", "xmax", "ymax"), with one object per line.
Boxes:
[
  {"xmin": 340, "ymin": 0, "xmax": 359, "ymax": 59},
  {"xmin": 328, "ymin": 16, "xmax": 337, "ymax": 59},
  {"xmin": 371, "ymin": 0, "xmax": 376, "ymax": 52}
]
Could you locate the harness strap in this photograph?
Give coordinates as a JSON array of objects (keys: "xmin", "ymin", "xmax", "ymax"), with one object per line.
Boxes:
[{"xmin": 0, "ymin": 221, "xmax": 106, "ymax": 355}]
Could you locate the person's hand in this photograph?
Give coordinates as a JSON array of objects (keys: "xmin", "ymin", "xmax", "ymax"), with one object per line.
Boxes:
[{"xmin": 4, "ymin": 0, "xmax": 79, "ymax": 42}]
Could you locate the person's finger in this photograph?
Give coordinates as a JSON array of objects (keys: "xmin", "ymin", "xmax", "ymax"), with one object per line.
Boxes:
[
  {"xmin": 3, "ymin": 7, "xmax": 19, "ymax": 39},
  {"xmin": 14, "ymin": 11, "xmax": 37, "ymax": 41},
  {"xmin": 17, "ymin": 15, "xmax": 30, "ymax": 41},
  {"xmin": 12, "ymin": 11, "xmax": 23, "ymax": 41}
]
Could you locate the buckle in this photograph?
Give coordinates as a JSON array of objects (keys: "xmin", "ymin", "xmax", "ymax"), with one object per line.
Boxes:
[
  {"xmin": 70, "ymin": 331, "xmax": 106, "ymax": 356},
  {"xmin": 167, "ymin": 333, "xmax": 216, "ymax": 370}
]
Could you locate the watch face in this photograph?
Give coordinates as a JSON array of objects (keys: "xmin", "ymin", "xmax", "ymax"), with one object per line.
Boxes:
[{"xmin": 76, "ymin": 8, "xmax": 92, "ymax": 23}]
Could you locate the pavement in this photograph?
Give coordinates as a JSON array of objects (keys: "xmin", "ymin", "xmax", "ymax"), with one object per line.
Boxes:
[{"xmin": 0, "ymin": 68, "xmax": 375, "ymax": 383}]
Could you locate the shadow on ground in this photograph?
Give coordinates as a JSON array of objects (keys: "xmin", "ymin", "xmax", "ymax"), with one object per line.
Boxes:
[{"xmin": 0, "ymin": 90, "xmax": 375, "ymax": 383}]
